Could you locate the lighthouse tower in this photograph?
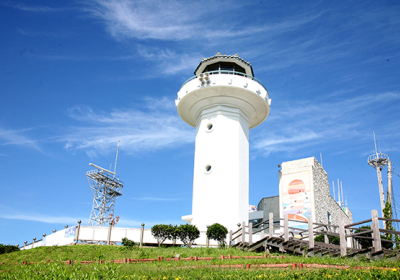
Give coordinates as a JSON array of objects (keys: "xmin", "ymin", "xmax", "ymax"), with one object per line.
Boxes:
[{"xmin": 175, "ymin": 53, "xmax": 271, "ymax": 231}]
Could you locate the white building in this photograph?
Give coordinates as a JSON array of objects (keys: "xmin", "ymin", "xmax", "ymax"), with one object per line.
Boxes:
[{"xmin": 175, "ymin": 53, "xmax": 271, "ymax": 231}]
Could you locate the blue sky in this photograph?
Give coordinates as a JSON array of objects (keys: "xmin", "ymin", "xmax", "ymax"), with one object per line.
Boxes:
[{"xmin": 1, "ymin": 0, "xmax": 400, "ymax": 245}]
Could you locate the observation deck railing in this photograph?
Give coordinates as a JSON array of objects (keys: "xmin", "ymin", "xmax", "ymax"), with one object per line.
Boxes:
[{"xmin": 180, "ymin": 70, "xmax": 269, "ymax": 93}]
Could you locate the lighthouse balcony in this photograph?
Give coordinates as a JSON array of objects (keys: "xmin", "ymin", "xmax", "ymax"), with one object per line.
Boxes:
[
  {"xmin": 177, "ymin": 70, "xmax": 270, "ymax": 105},
  {"xmin": 176, "ymin": 71, "xmax": 271, "ymax": 129}
]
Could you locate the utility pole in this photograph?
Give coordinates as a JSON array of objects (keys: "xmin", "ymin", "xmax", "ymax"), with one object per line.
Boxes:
[
  {"xmin": 367, "ymin": 132, "xmax": 389, "ymax": 229},
  {"xmin": 388, "ymin": 160, "xmax": 392, "ymax": 205}
]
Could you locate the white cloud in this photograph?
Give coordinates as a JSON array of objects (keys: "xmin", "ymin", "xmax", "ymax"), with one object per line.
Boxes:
[
  {"xmin": 132, "ymin": 197, "xmax": 182, "ymax": 201},
  {"xmin": 84, "ymin": 0, "xmax": 210, "ymax": 41},
  {"xmin": 84, "ymin": 0, "xmax": 323, "ymax": 42},
  {"xmin": 118, "ymin": 218, "xmax": 184, "ymax": 228},
  {"xmin": 17, "ymin": 28, "xmax": 74, "ymax": 38},
  {"xmin": 0, "ymin": 127, "xmax": 42, "ymax": 152},
  {"xmin": 252, "ymin": 92, "xmax": 400, "ymax": 155},
  {"xmin": 137, "ymin": 46, "xmax": 201, "ymax": 75},
  {"xmin": 62, "ymin": 99, "xmax": 194, "ymax": 155},
  {"xmin": 5, "ymin": 3, "xmax": 72, "ymax": 13},
  {"xmin": 0, "ymin": 210, "xmax": 181, "ymax": 228},
  {"xmin": 0, "ymin": 213, "xmax": 80, "ymax": 225}
]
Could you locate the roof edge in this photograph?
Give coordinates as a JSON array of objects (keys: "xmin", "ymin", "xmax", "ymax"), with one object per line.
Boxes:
[{"xmin": 194, "ymin": 53, "xmax": 254, "ymax": 76}]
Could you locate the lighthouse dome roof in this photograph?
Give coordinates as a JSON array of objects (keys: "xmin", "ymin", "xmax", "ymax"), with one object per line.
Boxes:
[{"xmin": 194, "ymin": 53, "xmax": 254, "ymax": 77}]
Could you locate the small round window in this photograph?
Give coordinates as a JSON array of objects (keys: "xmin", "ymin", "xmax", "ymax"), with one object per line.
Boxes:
[
  {"xmin": 206, "ymin": 123, "xmax": 214, "ymax": 133},
  {"xmin": 204, "ymin": 164, "xmax": 212, "ymax": 174}
]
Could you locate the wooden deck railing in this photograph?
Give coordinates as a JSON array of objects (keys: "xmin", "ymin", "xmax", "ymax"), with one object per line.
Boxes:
[{"xmin": 230, "ymin": 209, "xmax": 400, "ymax": 257}]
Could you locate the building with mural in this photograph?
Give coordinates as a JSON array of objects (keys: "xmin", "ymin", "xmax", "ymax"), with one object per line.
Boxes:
[
  {"xmin": 249, "ymin": 157, "xmax": 352, "ymax": 231},
  {"xmin": 279, "ymin": 157, "xmax": 352, "ymax": 229}
]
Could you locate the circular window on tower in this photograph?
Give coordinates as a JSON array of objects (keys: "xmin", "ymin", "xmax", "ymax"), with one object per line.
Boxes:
[
  {"xmin": 206, "ymin": 123, "xmax": 214, "ymax": 133},
  {"xmin": 204, "ymin": 164, "xmax": 212, "ymax": 174}
]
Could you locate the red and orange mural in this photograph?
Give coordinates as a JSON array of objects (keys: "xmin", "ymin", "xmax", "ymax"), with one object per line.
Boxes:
[{"xmin": 282, "ymin": 173, "xmax": 311, "ymax": 230}]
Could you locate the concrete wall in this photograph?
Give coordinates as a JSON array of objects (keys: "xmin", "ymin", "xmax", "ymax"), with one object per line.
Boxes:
[
  {"xmin": 256, "ymin": 196, "xmax": 279, "ymax": 221},
  {"xmin": 312, "ymin": 158, "xmax": 352, "ymax": 226},
  {"xmin": 20, "ymin": 225, "xmax": 223, "ymax": 250}
]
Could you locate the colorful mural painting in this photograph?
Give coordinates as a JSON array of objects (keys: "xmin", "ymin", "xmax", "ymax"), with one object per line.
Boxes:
[{"xmin": 282, "ymin": 172, "xmax": 311, "ymax": 230}]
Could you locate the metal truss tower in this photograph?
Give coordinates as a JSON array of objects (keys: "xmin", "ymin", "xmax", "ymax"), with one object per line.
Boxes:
[{"xmin": 87, "ymin": 143, "xmax": 123, "ymax": 227}]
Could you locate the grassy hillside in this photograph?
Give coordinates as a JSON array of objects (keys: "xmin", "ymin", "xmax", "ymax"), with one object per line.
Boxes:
[{"xmin": 1, "ymin": 245, "xmax": 400, "ymax": 279}]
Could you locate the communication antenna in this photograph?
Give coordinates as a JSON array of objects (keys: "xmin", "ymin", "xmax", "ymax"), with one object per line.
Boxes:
[
  {"xmin": 113, "ymin": 140, "xmax": 121, "ymax": 179},
  {"xmin": 87, "ymin": 142, "xmax": 123, "ymax": 227},
  {"xmin": 367, "ymin": 132, "xmax": 389, "ymax": 228}
]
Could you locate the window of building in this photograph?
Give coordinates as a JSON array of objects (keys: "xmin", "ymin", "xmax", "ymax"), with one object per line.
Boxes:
[{"xmin": 204, "ymin": 62, "xmax": 246, "ymax": 75}]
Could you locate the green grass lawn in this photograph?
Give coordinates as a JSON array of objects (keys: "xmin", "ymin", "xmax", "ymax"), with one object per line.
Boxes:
[{"xmin": 1, "ymin": 245, "xmax": 400, "ymax": 279}]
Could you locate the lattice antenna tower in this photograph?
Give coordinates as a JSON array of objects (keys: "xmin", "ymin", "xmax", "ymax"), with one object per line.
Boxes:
[
  {"xmin": 367, "ymin": 132, "xmax": 389, "ymax": 225},
  {"xmin": 87, "ymin": 141, "xmax": 123, "ymax": 226}
]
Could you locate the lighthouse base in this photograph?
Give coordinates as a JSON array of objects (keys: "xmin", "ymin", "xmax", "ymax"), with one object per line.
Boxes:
[
  {"xmin": 184, "ymin": 105, "xmax": 250, "ymax": 232},
  {"xmin": 181, "ymin": 215, "xmax": 193, "ymax": 223}
]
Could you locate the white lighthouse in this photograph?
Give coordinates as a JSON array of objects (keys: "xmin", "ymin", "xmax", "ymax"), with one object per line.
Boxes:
[{"xmin": 176, "ymin": 53, "xmax": 271, "ymax": 231}]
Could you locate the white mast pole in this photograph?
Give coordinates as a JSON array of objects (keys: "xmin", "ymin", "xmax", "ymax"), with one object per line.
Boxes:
[
  {"xmin": 332, "ymin": 181, "xmax": 335, "ymax": 201},
  {"xmin": 341, "ymin": 181, "xmax": 344, "ymax": 207}
]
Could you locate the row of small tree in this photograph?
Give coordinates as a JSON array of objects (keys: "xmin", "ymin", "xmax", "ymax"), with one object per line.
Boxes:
[
  {"xmin": 151, "ymin": 224, "xmax": 199, "ymax": 248},
  {"xmin": 0, "ymin": 244, "xmax": 19, "ymax": 255},
  {"xmin": 151, "ymin": 223, "xmax": 228, "ymax": 248}
]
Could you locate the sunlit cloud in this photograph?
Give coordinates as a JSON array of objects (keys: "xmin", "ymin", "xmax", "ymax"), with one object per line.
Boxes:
[
  {"xmin": 61, "ymin": 98, "xmax": 194, "ymax": 156},
  {"xmin": 137, "ymin": 46, "xmax": 201, "ymax": 75},
  {"xmin": 17, "ymin": 28, "xmax": 74, "ymax": 38},
  {"xmin": 0, "ymin": 127, "xmax": 43, "ymax": 152},
  {"xmin": 84, "ymin": 0, "xmax": 322, "ymax": 42},
  {"xmin": 118, "ymin": 218, "xmax": 185, "ymax": 228},
  {"xmin": 132, "ymin": 197, "xmax": 183, "ymax": 202},
  {"xmin": 0, "ymin": 213, "xmax": 80, "ymax": 225},
  {"xmin": 4, "ymin": 3, "xmax": 73, "ymax": 13},
  {"xmin": 252, "ymin": 92, "xmax": 400, "ymax": 155},
  {"xmin": 84, "ymin": 0, "xmax": 212, "ymax": 41}
]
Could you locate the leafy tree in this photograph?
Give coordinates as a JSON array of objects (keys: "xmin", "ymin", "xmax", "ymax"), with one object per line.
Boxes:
[
  {"xmin": 382, "ymin": 194, "xmax": 400, "ymax": 249},
  {"xmin": 176, "ymin": 224, "xmax": 200, "ymax": 248},
  {"xmin": 0, "ymin": 244, "xmax": 19, "ymax": 255},
  {"xmin": 206, "ymin": 223, "xmax": 228, "ymax": 248},
  {"xmin": 151, "ymin": 224, "xmax": 174, "ymax": 247},
  {"xmin": 314, "ymin": 234, "xmax": 340, "ymax": 245},
  {"xmin": 354, "ymin": 226, "xmax": 393, "ymax": 249},
  {"xmin": 170, "ymin": 225, "xmax": 179, "ymax": 246},
  {"xmin": 121, "ymin": 237, "xmax": 135, "ymax": 249}
]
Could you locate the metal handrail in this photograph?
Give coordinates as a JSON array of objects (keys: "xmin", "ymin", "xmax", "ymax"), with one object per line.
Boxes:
[{"xmin": 180, "ymin": 70, "xmax": 269, "ymax": 93}]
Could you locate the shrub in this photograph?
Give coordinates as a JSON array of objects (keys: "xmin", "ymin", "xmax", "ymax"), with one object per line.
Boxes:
[
  {"xmin": 176, "ymin": 224, "xmax": 200, "ymax": 248},
  {"xmin": 121, "ymin": 237, "xmax": 135, "ymax": 249},
  {"xmin": 151, "ymin": 224, "xmax": 174, "ymax": 247},
  {"xmin": 314, "ymin": 234, "xmax": 340, "ymax": 245},
  {"xmin": 206, "ymin": 223, "xmax": 228, "ymax": 248},
  {"xmin": 0, "ymin": 244, "xmax": 19, "ymax": 255}
]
